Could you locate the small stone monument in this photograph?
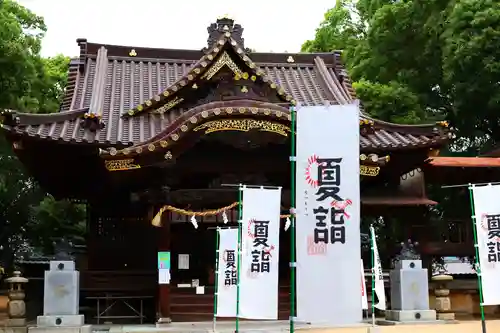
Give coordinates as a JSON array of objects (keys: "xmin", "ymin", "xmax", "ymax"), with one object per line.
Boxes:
[
  {"xmin": 29, "ymin": 257, "xmax": 90, "ymax": 333},
  {"xmin": 4, "ymin": 271, "xmax": 29, "ymax": 333},
  {"xmin": 384, "ymin": 240, "xmax": 437, "ymax": 323}
]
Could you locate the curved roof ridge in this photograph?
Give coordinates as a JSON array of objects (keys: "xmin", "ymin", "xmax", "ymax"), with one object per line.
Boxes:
[
  {"xmin": 363, "ymin": 113, "xmax": 447, "ymax": 130},
  {"xmin": 1, "ymin": 107, "xmax": 89, "ymax": 126}
]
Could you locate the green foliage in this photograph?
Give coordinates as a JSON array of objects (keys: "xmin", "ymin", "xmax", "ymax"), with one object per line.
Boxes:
[
  {"xmin": 303, "ymin": 0, "xmax": 500, "ymax": 149},
  {"xmin": 0, "ymin": 0, "xmax": 82, "ymax": 265},
  {"xmin": 29, "ymin": 196, "xmax": 86, "ymax": 253},
  {"xmin": 353, "ymin": 80, "xmax": 428, "ymax": 124}
]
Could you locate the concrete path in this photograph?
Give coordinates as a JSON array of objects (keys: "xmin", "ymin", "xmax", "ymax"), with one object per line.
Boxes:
[{"xmin": 100, "ymin": 319, "xmax": 500, "ymax": 333}]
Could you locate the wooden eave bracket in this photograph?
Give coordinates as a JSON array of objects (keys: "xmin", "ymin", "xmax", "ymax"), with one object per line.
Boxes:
[{"xmin": 122, "ymin": 34, "xmax": 296, "ymax": 119}]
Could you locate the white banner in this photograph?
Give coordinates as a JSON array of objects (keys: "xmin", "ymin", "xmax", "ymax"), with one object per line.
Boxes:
[
  {"xmin": 370, "ymin": 226, "xmax": 386, "ymax": 310},
  {"xmin": 240, "ymin": 187, "xmax": 281, "ymax": 319},
  {"xmin": 216, "ymin": 228, "xmax": 238, "ymax": 317},
  {"xmin": 471, "ymin": 185, "xmax": 500, "ymax": 305},
  {"xmin": 361, "ymin": 259, "xmax": 368, "ymax": 310},
  {"xmin": 296, "ymin": 104, "xmax": 362, "ymax": 325}
]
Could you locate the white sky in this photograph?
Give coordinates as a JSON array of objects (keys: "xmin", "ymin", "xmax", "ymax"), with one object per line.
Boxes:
[{"xmin": 18, "ymin": 0, "xmax": 332, "ymax": 57}]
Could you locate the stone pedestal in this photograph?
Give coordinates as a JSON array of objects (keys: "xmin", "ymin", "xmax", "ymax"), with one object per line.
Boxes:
[
  {"xmin": 28, "ymin": 262, "xmax": 89, "ymax": 333},
  {"xmin": 432, "ymin": 274, "xmax": 456, "ymax": 321},
  {"xmin": 384, "ymin": 260, "xmax": 437, "ymax": 324}
]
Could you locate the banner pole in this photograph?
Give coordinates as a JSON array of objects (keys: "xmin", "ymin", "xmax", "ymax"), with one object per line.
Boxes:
[
  {"xmin": 467, "ymin": 185, "xmax": 487, "ymax": 333},
  {"xmin": 213, "ymin": 227, "xmax": 221, "ymax": 332},
  {"xmin": 235, "ymin": 185, "xmax": 243, "ymax": 333},
  {"xmin": 370, "ymin": 225, "xmax": 376, "ymax": 327},
  {"xmin": 289, "ymin": 105, "xmax": 296, "ymax": 333}
]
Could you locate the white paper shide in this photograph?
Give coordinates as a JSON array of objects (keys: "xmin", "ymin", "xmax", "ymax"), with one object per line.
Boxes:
[
  {"xmin": 215, "ymin": 228, "xmax": 238, "ymax": 317},
  {"xmin": 239, "ymin": 187, "xmax": 281, "ymax": 319},
  {"xmin": 471, "ymin": 185, "xmax": 500, "ymax": 305},
  {"xmin": 296, "ymin": 104, "xmax": 362, "ymax": 325}
]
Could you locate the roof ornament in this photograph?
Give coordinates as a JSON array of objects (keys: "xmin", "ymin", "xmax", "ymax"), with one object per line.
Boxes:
[
  {"xmin": 287, "ymin": 56, "xmax": 295, "ymax": 63},
  {"xmin": 129, "ymin": 49, "xmax": 137, "ymax": 57},
  {"xmin": 394, "ymin": 239, "xmax": 421, "ymax": 263},
  {"xmin": 205, "ymin": 17, "xmax": 246, "ymax": 52}
]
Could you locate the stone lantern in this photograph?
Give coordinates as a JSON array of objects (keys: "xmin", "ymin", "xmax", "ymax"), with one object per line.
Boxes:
[
  {"xmin": 5, "ymin": 271, "xmax": 29, "ymax": 327},
  {"xmin": 431, "ymin": 274, "xmax": 455, "ymax": 321}
]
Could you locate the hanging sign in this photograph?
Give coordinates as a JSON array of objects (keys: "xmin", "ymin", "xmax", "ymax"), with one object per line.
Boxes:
[
  {"xmin": 216, "ymin": 228, "xmax": 239, "ymax": 317},
  {"xmin": 158, "ymin": 251, "xmax": 171, "ymax": 285},
  {"xmin": 239, "ymin": 187, "xmax": 281, "ymax": 319},
  {"xmin": 157, "ymin": 251, "xmax": 171, "ymax": 269},
  {"xmin": 361, "ymin": 259, "xmax": 368, "ymax": 310},
  {"xmin": 296, "ymin": 104, "xmax": 362, "ymax": 325},
  {"xmin": 471, "ymin": 185, "xmax": 500, "ymax": 305}
]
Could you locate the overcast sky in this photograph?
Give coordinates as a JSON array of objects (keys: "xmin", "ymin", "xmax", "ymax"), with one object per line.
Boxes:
[{"xmin": 18, "ymin": 0, "xmax": 332, "ymax": 57}]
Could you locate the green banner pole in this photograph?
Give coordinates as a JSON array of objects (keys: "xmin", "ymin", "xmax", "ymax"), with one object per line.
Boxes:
[
  {"xmin": 289, "ymin": 106, "xmax": 297, "ymax": 333},
  {"xmin": 467, "ymin": 185, "xmax": 487, "ymax": 333},
  {"xmin": 235, "ymin": 186, "xmax": 243, "ymax": 333},
  {"xmin": 370, "ymin": 225, "xmax": 376, "ymax": 327},
  {"xmin": 213, "ymin": 227, "xmax": 221, "ymax": 332}
]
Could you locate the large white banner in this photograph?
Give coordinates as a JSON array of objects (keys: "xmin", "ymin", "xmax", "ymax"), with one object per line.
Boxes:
[
  {"xmin": 296, "ymin": 104, "xmax": 362, "ymax": 325},
  {"xmin": 471, "ymin": 185, "xmax": 500, "ymax": 305},
  {"xmin": 370, "ymin": 226, "xmax": 386, "ymax": 310},
  {"xmin": 216, "ymin": 228, "xmax": 238, "ymax": 317},
  {"xmin": 240, "ymin": 187, "xmax": 281, "ymax": 319}
]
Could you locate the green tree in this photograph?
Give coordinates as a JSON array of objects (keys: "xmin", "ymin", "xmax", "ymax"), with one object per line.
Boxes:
[
  {"xmin": 0, "ymin": 0, "xmax": 82, "ymax": 267},
  {"xmin": 302, "ymin": 0, "xmax": 447, "ymax": 125},
  {"xmin": 442, "ymin": 0, "xmax": 500, "ymax": 151}
]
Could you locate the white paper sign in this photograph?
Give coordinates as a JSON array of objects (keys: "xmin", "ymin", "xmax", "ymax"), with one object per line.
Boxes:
[
  {"xmin": 216, "ymin": 228, "xmax": 238, "ymax": 317},
  {"xmin": 370, "ymin": 226, "xmax": 386, "ymax": 310},
  {"xmin": 196, "ymin": 286, "xmax": 205, "ymax": 295},
  {"xmin": 471, "ymin": 185, "xmax": 500, "ymax": 305},
  {"xmin": 239, "ymin": 187, "xmax": 281, "ymax": 319},
  {"xmin": 158, "ymin": 269, "xmax": 170, "ymax": 284},
  {"xmin": 178, "ymin": 254, "xmax": 189, "ymax": 270},
  {"xmin": 361, "ymin": 259, "xmax": 368, "ymax": 310},
  {"xmin": 296, "ymin": 104, "xmax": 362, "ymax": 325}
]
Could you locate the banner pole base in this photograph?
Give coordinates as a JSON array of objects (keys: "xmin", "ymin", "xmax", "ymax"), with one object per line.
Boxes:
[{"xmin": 481, "ymin": 318, "xmax": 487, "ymax": 333}]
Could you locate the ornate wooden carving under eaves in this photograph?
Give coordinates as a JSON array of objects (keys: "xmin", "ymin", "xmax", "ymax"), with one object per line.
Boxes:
[
  {"xmin": 201, "ymin": 52, "xmax": 243, "ymax": 80},
  {"xmin": 154, "ymin": 97, "xmax": 184, "ymax": 114},
  {"xmin": 194, "ymin": 119, "xmax": 290, "ymax": 137},
  {"xmin": 205, "ymin": 18, "xmax": 246, "ymax": 52},
  {"xmin": 180, "ymin": 71, "xmax": 281, "ymax": 110},
  {"xmin": 105, "ymin": 159, "xmax": 140, "ymax": 171}
]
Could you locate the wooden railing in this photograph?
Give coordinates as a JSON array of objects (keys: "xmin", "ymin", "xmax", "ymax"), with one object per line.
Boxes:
[{"xmin": 81, "ymin": 270, "xmax": 156, "ymax": 295}]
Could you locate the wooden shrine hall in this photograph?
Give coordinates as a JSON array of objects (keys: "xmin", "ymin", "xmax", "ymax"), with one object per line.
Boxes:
[{"xmin": 1, "ymin": 17, "xmax": 452, "ymax": 323}]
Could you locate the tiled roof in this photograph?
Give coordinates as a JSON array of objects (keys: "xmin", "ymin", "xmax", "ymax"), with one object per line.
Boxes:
[{"xmin": 1, "ymin": 19, "xmax": 449, "ymax": 152}]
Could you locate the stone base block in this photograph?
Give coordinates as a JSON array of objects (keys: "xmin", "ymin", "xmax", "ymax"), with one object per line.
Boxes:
[
  {"xmin": 5, "ymin": 319, "xmax": 26, "ymax": 327},
  {"xmin": 437, "ymin": 312, "xmax": 456, "ymax": 321},
  {"xmin": 0, "ymin": 326, "xmax": 28, "ymax": 333},
  {"xmin": 385, "ymin": 309, "xmax": 437, "ymax": 322},
  {"xmin": 36, "ymin": 316, "xmax": 84, "ymax": 327},
  {"xmin": 366, "ymin": 326, "xmax": 381, "ymax": 333},
  {"xmin": 28, "ymin": 325, "xmax": 91, "ymax": 333},
  {"xmin": 156, "ymin": 317, "xmax": 172, "ymax": 328}
]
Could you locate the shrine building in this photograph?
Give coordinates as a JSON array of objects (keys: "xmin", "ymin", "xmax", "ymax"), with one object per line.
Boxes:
[{"xmin": 1, "ymin": 17, "xmax": 456, "ymax": 323}]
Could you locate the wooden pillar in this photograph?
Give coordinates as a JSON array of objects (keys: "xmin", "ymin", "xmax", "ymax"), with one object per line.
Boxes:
[{"xmin": 157, "ymin": 211, "xmax": 172, "ymax": 324}]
